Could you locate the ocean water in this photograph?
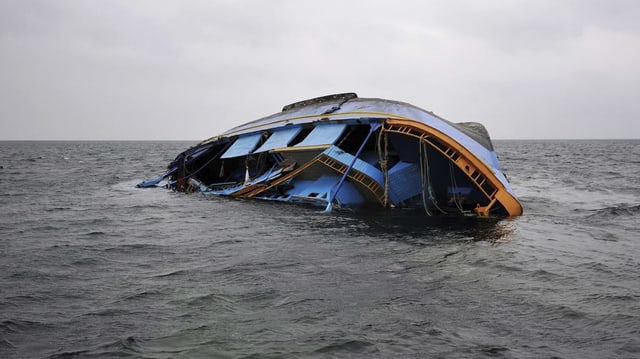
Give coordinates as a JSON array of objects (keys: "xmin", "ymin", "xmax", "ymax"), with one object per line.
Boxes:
[{"xmin": 0, "ymin": 140, "xmax": 638, "ymax": 359}]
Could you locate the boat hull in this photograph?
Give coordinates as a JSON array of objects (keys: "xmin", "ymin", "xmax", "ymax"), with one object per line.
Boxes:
[{"xmin": 139, "ymin": 93, "xmax": 522, "ymax": 217}]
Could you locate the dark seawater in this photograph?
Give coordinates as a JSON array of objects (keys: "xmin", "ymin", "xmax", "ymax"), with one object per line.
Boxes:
[{"xmin": 1, "ymin": 140, "xmax": 639, "ymax": 359}]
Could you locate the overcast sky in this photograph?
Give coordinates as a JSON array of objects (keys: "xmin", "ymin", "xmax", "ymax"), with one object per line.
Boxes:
[{"xmin": 1, "ymin": 0, "xmax": 639, "ymax": 140}]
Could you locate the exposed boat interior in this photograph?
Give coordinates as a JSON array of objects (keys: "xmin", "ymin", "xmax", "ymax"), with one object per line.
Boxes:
[{"xmin": 138, "ymin": 93, "xmax": 522, "ymax": 217}]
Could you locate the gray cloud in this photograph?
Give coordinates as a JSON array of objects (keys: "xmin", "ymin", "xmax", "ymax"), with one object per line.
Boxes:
[{"xmin": 1, "ymin": 0, "xmax": 639, "ymax": 140}]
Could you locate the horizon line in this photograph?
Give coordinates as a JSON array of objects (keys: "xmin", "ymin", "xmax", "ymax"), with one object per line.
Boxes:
[{"xmin": 1, "ymin": 138, "xmax": 639, "ymax": 142}]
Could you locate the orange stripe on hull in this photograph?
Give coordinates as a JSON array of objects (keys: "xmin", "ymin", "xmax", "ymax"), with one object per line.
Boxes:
[{"xmin": 386, "ymin": 119, "xmax": 523, "ymax": 217}]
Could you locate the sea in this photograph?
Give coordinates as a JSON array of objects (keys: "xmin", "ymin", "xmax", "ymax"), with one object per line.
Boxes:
[{"xmin": 0, "ymin": 140, "xmax": 638, "ymax": 359}]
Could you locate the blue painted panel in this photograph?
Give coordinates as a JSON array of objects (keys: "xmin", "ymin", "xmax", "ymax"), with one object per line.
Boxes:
[
  {"xmin": 285, "ymin": 175, "xmax": 364, "ymax": 206},
  {"xmin": 286, "ymin": 176, "xmax": 337, "ymax": 197},
  {"xmin": 253, "ymin": 126, "xmax": 302, "ymax": 153},
  {"xmin": 387, "ymin": 161, "xmax": 422, "ymax": 203},
  {"xmin": 295, "ymin": 123, "xmax": 347, "ymax": 147},
  {"xmin": 220, "ymin": 133, "xmax": 262, "ymax": 159},
  {"xmin": 323, "ymin": 146, "xmax": 384, "ymax": 184},
  {"xmin": 334, "ymin": 181, "xmax": 365, "ymax": 205}
]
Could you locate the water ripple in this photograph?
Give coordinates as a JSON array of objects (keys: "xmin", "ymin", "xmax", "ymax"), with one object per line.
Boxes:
[{"xmin": 1, "ymin": 140, "xmax": 639, "ymax": 358}]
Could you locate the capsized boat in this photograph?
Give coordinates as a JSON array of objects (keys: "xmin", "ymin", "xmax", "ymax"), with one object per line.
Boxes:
[{"xmin": 137, "ymin": 93, "xmax": 522, "ymax": 217}]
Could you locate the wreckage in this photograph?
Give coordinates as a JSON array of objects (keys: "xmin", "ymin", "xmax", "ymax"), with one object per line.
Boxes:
[{"xmin": 137, "ymin": 93, "xmax": 522, "ymax": 217}]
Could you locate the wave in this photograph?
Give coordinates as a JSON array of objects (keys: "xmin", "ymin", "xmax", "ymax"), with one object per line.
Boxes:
[
  {"xmin": 104, "ymin": 243, "xmax": 166, "ymax": 252},
  {"xmin": 82, "ymin": 308, "xmax": 136, "ymax": 317},
  {"xmin": 0, "ymin": 319, "xmax": 46, "ymax": 334},
  {"xmin": 603, "ymin": 203, "xmax": 640, "ymax": 216},
  {"xmin": 182, "ymin": 292, "xmax": 240, "ymax": 313},
  {"xmin": 153, "ymin": 269, "xmax": 189, "ymax": 278},
  {"xmin": 46, "ymin": 336, "xmax": 143, "ymax": 359},
  {"xmin": 0, "ymin": 320, "xmax": 38, "ymax": 333},
  {"xmin": 585, "ymin": 203, "xmax": 640, "ymax": 219},
  {"xmin": 313, "ymin": 339, "xmax": 377, "ymax": 355},
  {"xmin": 44, "ymin": 207, "xmax": 72, "ymax": 212},
  {"xmin": 115, "ymin": 289, "xmax": 166, "ymax": 303},
  {"xmin": 0, "ymin": 337, "xmax": 16, "ymax": 350}
]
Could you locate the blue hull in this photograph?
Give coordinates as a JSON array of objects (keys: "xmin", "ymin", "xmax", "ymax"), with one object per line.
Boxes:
[{"xmin": 139, "ymin": 93, "xmax": 522, "ymax": 217}]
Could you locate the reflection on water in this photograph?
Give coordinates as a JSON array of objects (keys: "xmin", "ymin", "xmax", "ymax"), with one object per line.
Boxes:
[{"xmin": 300, "ymin": 206, "xmax": 518, "ymax": 244}]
